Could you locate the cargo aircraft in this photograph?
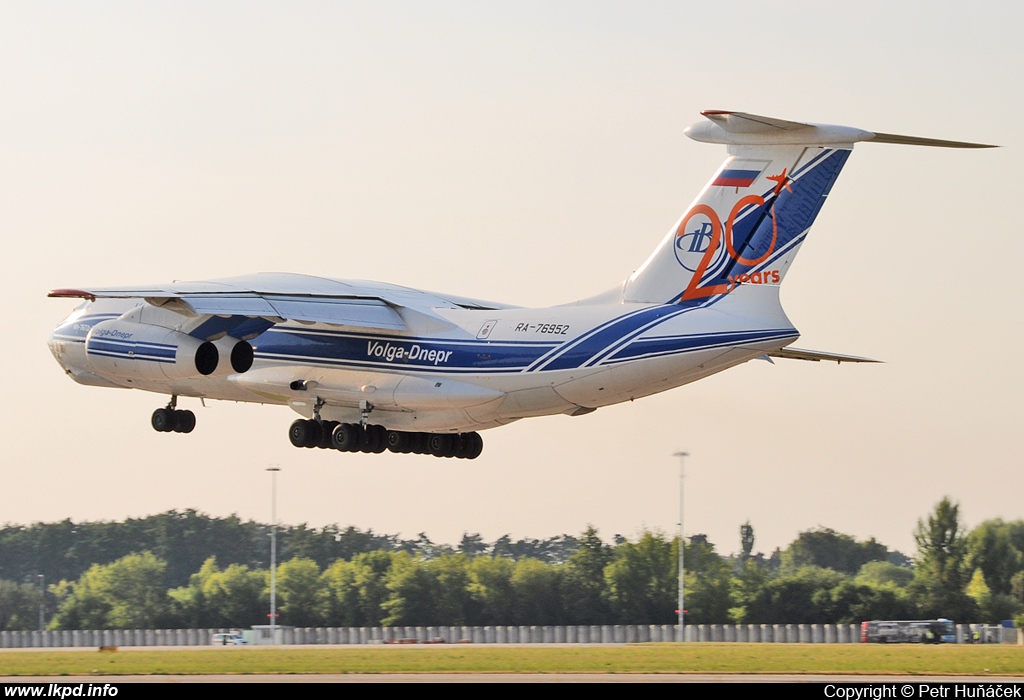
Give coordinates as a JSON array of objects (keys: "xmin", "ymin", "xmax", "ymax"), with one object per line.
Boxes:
[{"xmin": 47, "ymin": 111, "xmax": 993, "ymax": 460}]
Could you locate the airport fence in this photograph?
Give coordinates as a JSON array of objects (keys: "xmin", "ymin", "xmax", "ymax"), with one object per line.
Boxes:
[{"xmin": 1, "ymin": 623, "xmax": 1019, "ymax": 647}]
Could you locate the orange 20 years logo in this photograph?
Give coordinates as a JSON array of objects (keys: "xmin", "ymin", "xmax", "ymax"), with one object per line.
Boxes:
[{"xmin": 677, "ymin": 169, "xmax": 791, "ymax": 302}]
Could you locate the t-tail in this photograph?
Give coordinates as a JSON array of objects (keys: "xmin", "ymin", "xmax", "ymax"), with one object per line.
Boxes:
[{"xmin": 621, "ymin": 111, "xmax": 995, "ymax": 305}]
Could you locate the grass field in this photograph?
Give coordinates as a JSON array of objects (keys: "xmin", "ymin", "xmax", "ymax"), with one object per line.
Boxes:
[{"xmin": 0, "ymin": 644, "xmax": 1022, "ymax": 677}]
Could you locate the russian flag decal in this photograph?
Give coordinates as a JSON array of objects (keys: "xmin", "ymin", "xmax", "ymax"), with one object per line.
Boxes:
[{"xmin": 712, "ymin": 169, "xmax": 761, "ymax": 187}]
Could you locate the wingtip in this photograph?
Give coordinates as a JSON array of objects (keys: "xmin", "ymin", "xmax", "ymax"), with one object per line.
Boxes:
[
  {"xmin": 48, "ymin": 288, "xmax": 95, "ymax": 300},
  {"xmin": 868, "ymin": 132, "xmax": 999, "ymax": 149}
]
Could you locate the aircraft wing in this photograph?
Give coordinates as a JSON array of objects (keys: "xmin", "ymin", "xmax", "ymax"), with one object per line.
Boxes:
[
  {"xmin": 766, "ymin": 347, "xmax": 881, "ymax": 364},
  {"xmin": 47, "ymin": 272, "xmax": 518, "ymax": 334},
  {"xmin": 48, "ymin": 274, "xmax": 414, "ymax": 333},
  {"xmin": 50, "ymin": 286, "xmax": 408, "ymax": 332}
]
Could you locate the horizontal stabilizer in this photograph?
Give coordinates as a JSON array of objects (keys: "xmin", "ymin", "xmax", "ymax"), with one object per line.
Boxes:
[
  {"xmin": 867, "ymin": 132, "xmax": 996, "ymax": 149},
  {"xmin": 686, "ymin": 110, "xmax": 997, "ymax": 148},
  {"xmin": 767, "ymin": 347, "xmax": 881, "ymax": 364}
]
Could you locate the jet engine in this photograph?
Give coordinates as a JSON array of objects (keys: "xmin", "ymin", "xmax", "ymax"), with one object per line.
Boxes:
[{"xmin": 84, "ymin": 320, "xmax": 252, "ymax": 381}]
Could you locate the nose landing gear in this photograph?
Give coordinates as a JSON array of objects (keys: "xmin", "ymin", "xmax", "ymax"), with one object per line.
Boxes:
[{"xmin": 151, "ymin": 395, "xmax": 196, "ymax": 433}]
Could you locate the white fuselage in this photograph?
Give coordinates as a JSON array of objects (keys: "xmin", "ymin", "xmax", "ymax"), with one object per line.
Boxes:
[{"xmin": 48, "ymin": 280, "xmax": 797, "ymax": 433}]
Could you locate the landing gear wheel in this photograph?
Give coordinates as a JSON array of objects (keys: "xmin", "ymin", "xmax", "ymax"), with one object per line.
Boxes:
[
  {"xmin": 453, "ymin": 433, "xmax": 472, "ymax": 458},
  {"xmin": 289, "ymin": 419, "xmax": 311, "ymax": 447},
  {"xmin": 463, "ymin": 431, "xmax": 483, "ymax": 460},
  {"xmin": 358, "ymin": 425, "xmax": 379, "ymax": 453},
  {"xmin": 152, "ymin": 408, "xmax": 177, "ymax": 433},
  {"xmin": 386, "ymin": 430, "xmax": 410, "ymax": 453},
  {"xmin": 303, "ymin": 420, "xmax": 323, "ymax": 448},
  {"xmin": 173, "ymin": 410, "xmax": 196, "ymax": 434},
  {"xmin": 369, "ymin": 425, "xmax": 388, "ymax": 453},
  {"xmin": 331, "ymin": 423, "xmax": 362, "ymax": 452},
  {"xmin": 289, "ymin": 419, "xmax": 322, "ymax": 448},
  {"xmin": 318, "ymin": 421, "xmax": 338, "ymax": 449},
  {"xmin": 407, "ymin": 433, "xmax": 427, "ymax": 454},
  {"xmin": 427, "ymin": 433, "xmax": 454, "ymax": 457}
]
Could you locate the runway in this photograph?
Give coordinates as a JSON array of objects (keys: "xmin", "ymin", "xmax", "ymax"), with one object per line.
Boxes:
[{"xmin": 4, "ymin": 674, "xmax": 1023, "ymax": 683}]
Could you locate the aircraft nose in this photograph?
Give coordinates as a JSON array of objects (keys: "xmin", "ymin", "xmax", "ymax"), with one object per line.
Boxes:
[{"xmin": 47, "ymin": 325, "xmax": 67, "ymax": 367}]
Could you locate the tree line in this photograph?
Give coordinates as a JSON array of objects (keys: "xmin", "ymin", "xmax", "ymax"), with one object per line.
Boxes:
[{"xmin": 1, "ymin": 498, "xmax": 1023, "ymax": 630}]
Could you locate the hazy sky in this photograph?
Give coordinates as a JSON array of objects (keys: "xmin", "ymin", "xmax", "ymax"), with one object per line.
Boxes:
[{"xmin": 2, "ymin": 1, "xmax": 1021, "ymax": 558}]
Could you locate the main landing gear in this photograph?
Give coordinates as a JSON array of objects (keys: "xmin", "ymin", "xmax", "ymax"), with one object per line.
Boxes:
[
  {"xmin": 151, "ymin": 395, "xmax": 195, "ymax": 434},
  {"xmin": 287, "ymin": 419, "xmax": 484, "ymax": 460}
]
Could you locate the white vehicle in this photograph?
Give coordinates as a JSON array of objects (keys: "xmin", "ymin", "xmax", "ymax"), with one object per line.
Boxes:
[
  {"xmin": 211, "ymin": 632, "xmax": 248, "ymax": 646},
  {"xmin": 47, "ymin": 111, "xmax": 993, "ymax": 459}
]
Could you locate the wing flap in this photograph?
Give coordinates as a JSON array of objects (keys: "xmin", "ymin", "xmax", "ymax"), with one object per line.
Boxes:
[
  {"xmin": 177, "ymin": 294, "xmax": 280, "ymax": 317},
  {"xmin": 262, "ymin": 296, "xmax": 406, "ymax": 330}
]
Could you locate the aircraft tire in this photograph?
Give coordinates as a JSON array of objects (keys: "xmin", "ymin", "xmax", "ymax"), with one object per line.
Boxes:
[
  {"xmin": 303, "ymin": 419, "xmax": 323, "ymax": 448},
  {"xmin": 442, "ymin": 436, "xmax": 460, "ymax": 458},
  {"xmin": 289, "ymin": 419, "xmax": 312, "ymax": 447},
  {"xmin": 152, "ymin": 408, "xmax": 177, "ymax": 433},
  {"xmin": 318, "ymin": 421, "xmax": 338, "ymax": 449},
  {"xmin": 427, "ymin": 433, "xmax": 453, "ymax": 457},
  {"xmin": 369, "ymin": 425, "xmax": 388, "ymax": 453},
  {"xmin": 331, "ymin": 423, "xmax": 361, "ymax": 452},
  {"xmin": 464, "ymin": 432, "xmax": 483, "ymax": 460},
  {"xmin": 174, "ymin": 410, "xmax": 196, "ymax": 434},
  {"xmin": 410, "ymin": 432, "xmax": 430, "ymax": 454},
  {"xmin": 359, "ymin": 425, "xmax": 380, "ymax": 453},
  {"xmin": 453, "ymin": 433, "xmax": 472, "ymax": 458},
  {"xmin": 386, "ymin": 430, "xmax": 410, "ymax": 453}
]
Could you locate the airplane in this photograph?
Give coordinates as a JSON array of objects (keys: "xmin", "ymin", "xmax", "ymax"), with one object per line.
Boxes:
[{"xmin": 46, "ymin": 111, "xmax": 994, "ymax": 460}]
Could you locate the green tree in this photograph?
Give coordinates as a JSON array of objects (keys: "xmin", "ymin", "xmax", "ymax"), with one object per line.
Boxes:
[
  {"xmin": 965, "ymin": 568, "xmax": 1022, "ymax": 623},
  {"xmin": 276, "ymin": 558, "xmax": 325, "ymax": 627},
  {"xmin": 560, "ymin": 526, "xmax": 613, "ymax": 625},
  {"xmin": 50, "ymin": 552, "xmax": 170, "ymax": 629},
  {"xmin": 430, "ymin": 554, "xmax": 475, "ymax": 625},
  {"xmin": 967, "ymin": 520, "xmax": 1024, "ymax": 596},
  {"xmin": 322, "ymin": 551, "xmax": 395, "ymax": 627},
  {"xmin": 169, "ymin": 557, "xmax": 269, "ymax": 628},
  {"xmin": 828, "ymin": 579, "xmax": 914, "ymax": 623},
  {"xmin": 729, "ymin": 559, "xmax": 769, "ymax": 624},
  {"xmin": 855, "ymin": 561, "xmax": 914, "ymax": 589},
  {"xmin": 210, "ymin": 564, "xmax": 268, "ymax": 627},
  {"xmin": 347, "ymin": 551, "xmax": 393, "ymax": 626},
  {"xmin": 510, "ymin": 558, "xmax": 563, "ymax": 625},
  {"xmin": 0, "ymin": 579, "xmax": 41, "ymax": 631},
  {"xmin": 684, "ymin": 537, "xmax": 733, "ymax": 624},
  {"xmin": 168, "ymin": 556, "xmax": 218, "ymax": 627},
  {"xmin": 380, "ymin": 553, "xmax": 482, "ymax": 626},
  {"xmin": 781, "ymin": 528, "xmax": 888, "ymax": 575},
  {"xmin": 467, "ymin": 556, "xmax": 515, "ymax": 625},
  {"xmin": 1011, "ymin": 571, "xmax": 1024, "ymax": 607},
  {"xmin": 909, "ymin": 498, "xmax": 977, "ymax": 621},
  {"xmin": 381, "ymin": 552, "xmax": 436, "ymax": 625},
  {"xmin": 458, "ymin": 533, "xmax": 487, "ymax": 557},
  {"xmin": 742, "ymin": 566, "xmax": 846, "ymax": 624},
  {"xmin": 739, "ymin": 522, "xmax": 755, "ymax": 563},
  {"xmin": 604, "ymin": 531, "xmax": 676, "ymax": 624}
]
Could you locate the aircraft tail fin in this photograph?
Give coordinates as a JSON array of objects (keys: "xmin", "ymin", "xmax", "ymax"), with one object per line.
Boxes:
[{"xmin": 620, "ymin": 111, "xmax": 995, "ymax": 305}]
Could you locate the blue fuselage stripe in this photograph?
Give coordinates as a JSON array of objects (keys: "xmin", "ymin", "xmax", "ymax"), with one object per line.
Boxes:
[{"xmin": 250, "ymin": 321, "xmax": 793, "ymax": 375}]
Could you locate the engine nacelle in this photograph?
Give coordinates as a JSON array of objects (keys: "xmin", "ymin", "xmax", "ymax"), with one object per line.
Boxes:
[
  {"xmin": 85, "ymin": 320, "xmax": 224, "ymax": 382},
  {"xmin": 209, "ymin": 336, "xmax": 255, "ymax": 377}
]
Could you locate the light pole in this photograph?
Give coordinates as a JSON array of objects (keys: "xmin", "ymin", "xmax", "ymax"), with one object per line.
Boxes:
[
  {"xmin": 673, "ymin": 451, "xmax": 689, "ymax": 642},
  {"xmin": 37, "ymin": 574, "xmax": 44, "ymax": 632},
  {"xmin": 267, "ymin": 466, "xmax": 280, "ymax": 641}
]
